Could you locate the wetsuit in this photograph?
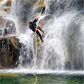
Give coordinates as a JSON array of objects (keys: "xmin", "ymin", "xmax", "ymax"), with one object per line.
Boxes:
[{"xmin": 29, "ymin": 20, "xmax": 44, "ymax": 42}]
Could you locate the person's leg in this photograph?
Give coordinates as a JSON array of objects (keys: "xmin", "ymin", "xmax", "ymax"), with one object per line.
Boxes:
[
  {"xmin": 37, "ymin": 26, "xmax": 44, "ymax": 33},
  {"xmin": 36, "ymin": 30, "xmax": 43, "ymax": 42}
]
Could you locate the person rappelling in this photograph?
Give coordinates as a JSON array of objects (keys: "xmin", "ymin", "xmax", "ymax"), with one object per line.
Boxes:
[{"xmin": 29, "ymin": 18, "xmax": 44, "ymax": 42}]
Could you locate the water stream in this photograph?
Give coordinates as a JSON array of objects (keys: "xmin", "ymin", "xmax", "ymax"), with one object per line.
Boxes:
[
  {"xmin": 0, "ymin": 0, "xmax": 84, "ymax": 73},
  {"xmin": 17, "ymin": 0, "xmax": 84, "ymax": 71}
]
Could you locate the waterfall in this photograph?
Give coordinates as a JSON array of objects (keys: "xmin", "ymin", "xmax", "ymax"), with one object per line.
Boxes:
[
  {"xmin": 44, "ymin": 0, "xmax": 77, "ymax": 14},
  {"xmin": 10, "ymin": 0, "xmax": 36, "ymax": 68},
  {"xmin": 41, "ymin": 0, "xmax": 84, "ymax": 70},
  {"xmin": 6, "ymin": 0, "xmax": 84, "ymax": 71},
  {"xmin": 0, "ymin": 0, "xmax": 7, "ymax": 8},
  {"xmin": 16, "ymin": 0, "xmax": 84, "ymax": 70},
  {"xmin": 17, "ymin": 30, "xmax": 35, "ymax": 69}
]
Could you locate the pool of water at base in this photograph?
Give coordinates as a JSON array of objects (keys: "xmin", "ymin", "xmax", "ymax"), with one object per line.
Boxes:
[{"xmin": 0, "ymin": 73, "xmax": 84, "ymax": 84}]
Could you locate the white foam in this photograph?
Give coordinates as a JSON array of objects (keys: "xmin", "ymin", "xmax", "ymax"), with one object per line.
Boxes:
[{"xmin": 0, "ymin": 69, "xmax": 84, "ymax": 75}]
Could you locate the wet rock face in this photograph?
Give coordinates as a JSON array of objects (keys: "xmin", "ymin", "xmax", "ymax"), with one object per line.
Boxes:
[
  {"xmin": 0, "ymin": 17, "xmax": 16, "ymax": 36},
  {"xmin": 0, "ymin": 17, "xmax": 19, "ymax": 69},
  {"xmin": 78, "ymin": 0, "xmax": 84, "ymax": 11},
  {"xmin": 46, "ymin": 0, "xmax": 84, "ymax": 14},
  {"xmin": 12, "ymin": 0, "xmax": 39, "ymax": 23},
  {"xmin": 23, "ymin": 3, "xmax": 33, "ymax": 23},
  {"xmin": 64, "ymin": 14, "xmax": 84, "ymax": 70},
  {"xmin": 38, "ymin": 15, "xmax": 54, "ymax": 28},
  {"xmin": 14, "ymin": 0, "xmax": 45, "ymax": 23},
  {"xmin": 0, "ymin": 38, "xmax": 20, "ymax": 69}
]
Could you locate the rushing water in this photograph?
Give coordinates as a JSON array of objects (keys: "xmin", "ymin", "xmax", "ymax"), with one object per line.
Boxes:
[
  {"xmin": 0, "ymin": 0, "xmax": 84, "ymax": 71},
  {"xmin": 15, "ymin": 0, "xmax": 84, "ymax": 70},
  {"xmin": 0, "ymin": 0, "xmax": 7, "ymax": 8},
  {"xmin": 16, "ymin": 0, "xmax": 84, "ymax": 70},
  {"xmin": 0, "ymin": 0, "xmax": 84, "ymax": 84}
]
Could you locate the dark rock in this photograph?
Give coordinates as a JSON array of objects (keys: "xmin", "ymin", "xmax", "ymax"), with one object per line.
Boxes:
[{"xmin": 0, "ymin": 38, "xmax": 20, "ymax": 69}]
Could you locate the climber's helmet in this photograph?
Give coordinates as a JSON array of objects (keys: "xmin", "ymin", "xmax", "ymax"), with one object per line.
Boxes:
[{"xmin": 34, "ymin": 18, "xmax": 38, "ymax": 22}]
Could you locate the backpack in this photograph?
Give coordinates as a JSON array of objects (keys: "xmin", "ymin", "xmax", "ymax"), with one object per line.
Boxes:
[{"xmin": 29, "ymin": 20, "xmax": 33, "ymax": 30}]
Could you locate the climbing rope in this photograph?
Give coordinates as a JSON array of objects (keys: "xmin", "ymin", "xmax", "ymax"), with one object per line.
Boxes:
[
  {"xmin": 32, "ymin": 0, "xmax": 47, "ymax": 84},
  {"xmin": 32, "ymin": 33, "xmax": 38, "ymax": 84}
]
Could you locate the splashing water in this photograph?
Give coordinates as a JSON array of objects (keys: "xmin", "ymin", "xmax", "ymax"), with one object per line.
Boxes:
[
  {"xmin": 18, "ymin": 29, "xmax": 35, "ymax": 69},
  {"xmin": 16, "ymin": 0, "xmax": 84, "ymax": 71},
  {"xmin": 0, "ymin": 0, "xmax": 7, "ymax": 8},
  {"xmin": 36, "ymin": 11, "xmax": 79, "ymax": 70},
  {"xmin": 0, "ymin": 0, "xmax": 84, "ymax": 73}
]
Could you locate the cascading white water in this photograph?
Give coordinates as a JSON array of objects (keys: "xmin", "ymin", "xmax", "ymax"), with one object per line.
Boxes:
[
  {"xmin": 38, "ymin": 0, "xmax": 84, "ymax": 70},
  {"xmin": 17, "ymin": 30, "xmax": 35, "ymax": 69},
  {"xmin": 36, "ymin": 11, "xmax": 80, "ymax": 70},
  {"xmin": 0, "ymin": 16, "xmax": 18, "ymax": 37},
  {"xmin": 0, "ymin": 0, "xmax": 7, "ymax": 8},
  {"xmin": 10, "ymin": 0, "xmax": 36, "ymax": 68},
  {"xmin": 9, "ymin": 0, "xmax": 84, "ymax": 71}
]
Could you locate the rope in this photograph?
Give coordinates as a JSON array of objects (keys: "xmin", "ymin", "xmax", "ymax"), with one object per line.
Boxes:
[
  {"xmin": 32, "ymin": 1, "xmax": 69, "ymax": 84},
  {"xmin": 32, "ymin": 0, "xmax": 47, "ymax": 84},
  {"xmin": 32, "ymin": 33, "xmax": 38, "ymax": 84}
]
